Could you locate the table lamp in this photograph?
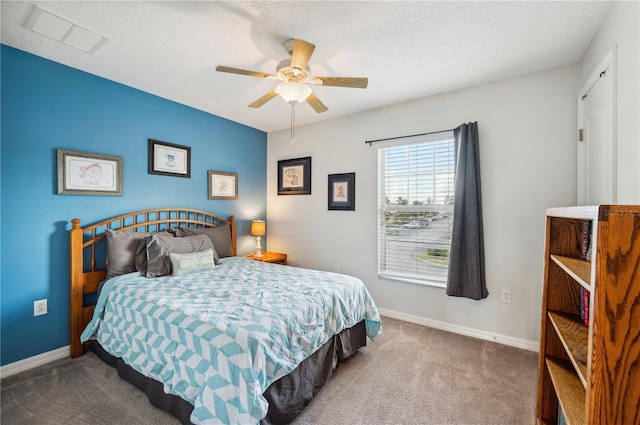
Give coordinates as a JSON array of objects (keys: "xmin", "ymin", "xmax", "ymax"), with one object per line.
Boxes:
[{"xmin": 251, "ymin": 220, "xmax": 266, "ymax": 257}]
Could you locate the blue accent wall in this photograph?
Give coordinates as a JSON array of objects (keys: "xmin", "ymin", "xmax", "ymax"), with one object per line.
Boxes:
[{"xmin": 0, "ymin": 45, "xmax": 267, "ymax": 365}]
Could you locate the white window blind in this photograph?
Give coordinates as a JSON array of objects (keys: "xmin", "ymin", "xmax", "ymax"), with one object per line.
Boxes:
[{"xmin": 376, "ymin": 131, "xmax": 455, "ymax": 287}]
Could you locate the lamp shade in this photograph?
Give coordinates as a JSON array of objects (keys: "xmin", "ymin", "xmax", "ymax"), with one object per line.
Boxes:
[
  {"xmin": 275, "ymin": 82, "xmax": 312, "ymax": 104},
  {"xmin": 251, "ymin": 220, "xmax": 266, "ymax": 236}
]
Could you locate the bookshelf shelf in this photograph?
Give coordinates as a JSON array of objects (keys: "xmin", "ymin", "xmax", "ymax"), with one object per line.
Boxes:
[
  {"xmin": 550, "ymin": 255, "xmax": 591, "ymax": 291},
  {"xmin": 536, "ymin": 205, "xmax": 640, "ymax": 425},
  {"xmin": 548, "ymin": 311, "xmax": 588, "ymax": 387},
  {"xmin": 546, "ymin": 359, "xmax": 585, "ymax": 425}
]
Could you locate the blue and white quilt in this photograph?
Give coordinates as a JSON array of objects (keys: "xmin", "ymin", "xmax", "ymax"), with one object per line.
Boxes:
[{"xmin": 81, "ymin": 257, "xmax": 381, "ymax": 425}]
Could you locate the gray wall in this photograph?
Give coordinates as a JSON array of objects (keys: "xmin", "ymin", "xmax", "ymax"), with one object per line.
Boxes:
[{"xmin": 266, "ymin": 64, "xmax": 579, "ymax": 349}]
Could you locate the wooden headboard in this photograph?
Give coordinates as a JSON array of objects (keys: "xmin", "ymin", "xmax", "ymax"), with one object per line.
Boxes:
[{"xmin": 69, "ymin": 208, "xmax": 236, "ymax": 358}]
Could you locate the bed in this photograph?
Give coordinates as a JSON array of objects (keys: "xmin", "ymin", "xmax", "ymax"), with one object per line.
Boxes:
[{"xmin": 69, "ymin": 208, "xmax": 381, "ymax": 425}]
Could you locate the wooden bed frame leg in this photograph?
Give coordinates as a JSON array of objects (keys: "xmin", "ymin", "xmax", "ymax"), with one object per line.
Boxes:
[{"xmin": 70, "ymin": 218, "xmax": 84, "ymax": 358}]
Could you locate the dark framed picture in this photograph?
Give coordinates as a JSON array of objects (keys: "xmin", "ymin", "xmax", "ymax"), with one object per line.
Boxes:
[
  {"xmin": 328, "ymin": 173, "xmax": 355, "ymax": 211},
  {"xmin": 208, "ymin": 170, "xmax": 238, "ymax": 200},
  {"xmin": 148, "ymin": 139, "xmax": 191, "ymax": 178},
  {"xmin": 57, "ymin": 149, "xmax": 123, "ymax": 196},
  {"xmin": 278, "ymin": 156, "xmax": 311, "ymax": 195}
]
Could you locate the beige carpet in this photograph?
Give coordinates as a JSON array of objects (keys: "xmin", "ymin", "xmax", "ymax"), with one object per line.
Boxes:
[
  {"xmin": 1, "ymin": 317, "xmax": 538, "ymax": 424},
  {"xmin": 292, "ymin": 318, "xmax": 537, "ymax": 424}
]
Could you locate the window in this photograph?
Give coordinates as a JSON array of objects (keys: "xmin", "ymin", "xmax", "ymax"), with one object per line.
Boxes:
[{"xmin": 377, "ymin": 131, "xmax": 455, "ymax": 287}]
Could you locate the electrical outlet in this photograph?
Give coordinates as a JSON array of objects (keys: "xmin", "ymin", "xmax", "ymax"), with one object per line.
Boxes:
[
  {"xmin": 501, "ymin": 290, "xmax": 511, "ymax": 304},
  {"xmin": 34, "ymin": 299, "xmax": 48, "ymax": 316}
]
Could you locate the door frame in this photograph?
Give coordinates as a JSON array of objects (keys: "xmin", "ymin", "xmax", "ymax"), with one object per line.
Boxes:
[{"xmin": 577, "ymin": 46, "xmax": 617, "ymax": 205}]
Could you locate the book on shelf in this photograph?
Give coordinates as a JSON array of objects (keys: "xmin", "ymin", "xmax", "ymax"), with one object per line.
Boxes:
[
  {"xmin": 558, "ymin": 404, "xmax": 567, "ymax": 425},
  {"xmin": 580, "ymin": 219, "xmax": 591, "ymax": 326},
  {"xmin": 581, "ymin": 219, "xmax": 591, "ymax": 261},
  {"xmin": 582, "ymin": 287, "xmax": 590, "ymax": 326}
]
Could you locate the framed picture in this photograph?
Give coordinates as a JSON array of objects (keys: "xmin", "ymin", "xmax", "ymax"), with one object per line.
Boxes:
[
  {"xmin": 328, "ymin": 172, "xmax": 355, "ymax": 211},
  {"xmin": 57, "ymin": 149, "xmax": 123, "ymax": 196},
  {"xmin": 148, "ymin": 139, "xmax": 191, "ymax": 178},
  {"xmin": 208, "ymin": 170, "xmax": 238, "ymax": 200},
  {"xmin": 277, "ymin": 156, "xmax": 311, "ymax": 195}
]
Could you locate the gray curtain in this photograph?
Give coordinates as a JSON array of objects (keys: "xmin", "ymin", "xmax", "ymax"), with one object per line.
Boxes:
[{"xmin": 446, "ymin": 122, "xmax": 488, "ymax": 300}]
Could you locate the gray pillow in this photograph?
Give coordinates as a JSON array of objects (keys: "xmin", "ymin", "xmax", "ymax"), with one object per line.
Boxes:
[
  {"xmin": 135, "ymin": 233, "xmax": 216, "ymax": 277},
  {"xmin": 174, "ymin": 225, "xmax": 233, "ymax": 258},
  {"xmin": 106, "ymin": 229, "xmax": 147, "ymax": 278},
  {"xmin": 106, "ymin": 229, "xmax": 173, "ymax": 278}
]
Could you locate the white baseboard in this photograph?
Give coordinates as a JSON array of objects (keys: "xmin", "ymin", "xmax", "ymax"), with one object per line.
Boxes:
[
  {"xmin": 378, "ymin": 308, "xmax": 539, "ymax": 352},
  {"xmin": 1, "ymin": 346, "xmax": 69, "ymax": 379}
]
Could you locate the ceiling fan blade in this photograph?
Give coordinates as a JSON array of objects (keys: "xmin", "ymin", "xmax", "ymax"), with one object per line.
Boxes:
[
  {"xmin": 306, "ymin": 93, "xmax": 328, "ymax": 113},
  {"xmin": 311, "ymin": 77, "xmax": 368, "ymax": 89},
  {"xmin": 290, "ymin": 39, "xmax": 315, "ymax": 72},
  {"xmin": 249, "ymin": 90, "xmax": 279, "ymax": 108},
  {"xmin": 216, "ymin": 65, "xmax": 275, "ymax": 79}
]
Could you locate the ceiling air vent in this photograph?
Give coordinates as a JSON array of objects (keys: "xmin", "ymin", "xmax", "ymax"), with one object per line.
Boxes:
[{"xmin": 24, "ymin": 6, "xmax": 108, "ymax": 54}]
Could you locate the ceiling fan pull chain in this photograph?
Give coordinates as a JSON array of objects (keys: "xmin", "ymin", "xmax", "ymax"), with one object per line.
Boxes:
[{"xmin": 290, "ymin": 102, "xmax": 296, "ymax": 144}]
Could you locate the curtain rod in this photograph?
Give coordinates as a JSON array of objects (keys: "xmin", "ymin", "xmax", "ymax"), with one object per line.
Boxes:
[{"xmin": 365, "ymin": 128, "xmax": 456, "ymax": 145}]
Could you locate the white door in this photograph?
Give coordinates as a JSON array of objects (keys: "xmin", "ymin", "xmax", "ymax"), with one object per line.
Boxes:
[{"xmin": 578, "ymin": 50, "xmax": 616, "ymax": 206}]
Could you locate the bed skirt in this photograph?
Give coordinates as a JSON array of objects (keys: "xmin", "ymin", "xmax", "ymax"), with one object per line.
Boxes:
[{"xmin": 92, "ymin": 320, "xmax": 367, "ymax": 425}]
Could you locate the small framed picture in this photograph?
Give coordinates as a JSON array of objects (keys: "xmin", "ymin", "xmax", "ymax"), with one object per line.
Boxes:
[
  {"xmin": 57, "ymin": 149, "xmax": 123, "ymax": 196},
  {"xmin": 328, "ymin": 172, "xmax": 355, "ymax": 211},
  {"xmin": 208, "ymin": 170, "xmax": 238, "ymax": 200},
  {"xmin": 277, "ymin": 156, "xmax": 311, "ymax": 195},
  {"xmin": 148, "ymin": 139, "xmax": 191, "ymax": 178}
]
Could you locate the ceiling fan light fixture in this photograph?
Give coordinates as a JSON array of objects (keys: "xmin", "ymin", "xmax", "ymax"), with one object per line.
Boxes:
[
  {"xmin": 275, "ymin": 82, "xmax": 312, "ymax": 104},
  {"xmin": 216, "ymin": 38, "xmax": 366, "ymax": 114}
]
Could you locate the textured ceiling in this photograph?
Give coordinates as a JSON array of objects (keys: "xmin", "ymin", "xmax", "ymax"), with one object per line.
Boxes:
[{"xmin": 1, "ymin": 1, "xmax": 612, "ymax": 132}]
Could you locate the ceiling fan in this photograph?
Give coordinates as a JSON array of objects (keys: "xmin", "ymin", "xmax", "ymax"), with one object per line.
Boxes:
[{"xmin": 216, "ymin": 39, "xmax": 368, "ymax": 113}]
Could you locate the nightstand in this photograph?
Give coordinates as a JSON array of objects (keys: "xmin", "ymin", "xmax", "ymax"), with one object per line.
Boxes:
[{"xmin": 243, "ymin": 252, "xmax": 287, "ymax": 265}]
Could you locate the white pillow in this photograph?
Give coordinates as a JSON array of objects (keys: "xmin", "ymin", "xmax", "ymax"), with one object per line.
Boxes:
[{"xmin": 169, "ymin": 249, "xmax": 216, "ymax": 276}]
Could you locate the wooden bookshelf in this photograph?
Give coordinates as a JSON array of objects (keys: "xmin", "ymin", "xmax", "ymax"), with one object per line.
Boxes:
[{"xmin": 536, "ymin": 205, "xmax": 640, "ymax": 425}]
